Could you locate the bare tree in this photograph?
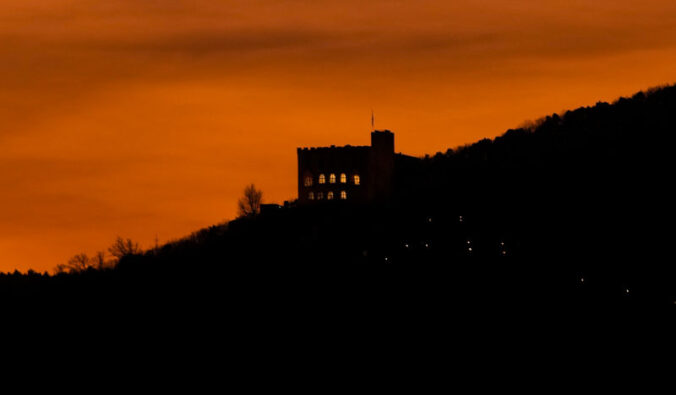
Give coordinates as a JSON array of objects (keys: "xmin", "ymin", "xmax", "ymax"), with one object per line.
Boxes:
[
  {"xmin": 238, "ymin": 183, "xmax": 263, "ymax": 217},
  {"xmin": 108, "ymin": 237, "xmax": 141, "ymax": 260},
  {"xmin": 66, "ymin": 253, "xmax": 90, "ymax": 272},
  {"xmin": 92, "ymin": 251, "xmax": 107, "ymax": 269},
  {"xmin": 54, "ymin": 263, "xmax": 68, "ymax": 274}
]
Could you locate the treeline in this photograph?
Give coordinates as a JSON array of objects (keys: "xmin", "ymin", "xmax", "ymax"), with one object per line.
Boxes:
[
  {"xmin": 48, "ymin": 237, "xmax": 141, "ymax": 274},
  {"xmin": 3, "ymin": 83, "xmax": 676, "ymax": 308}
]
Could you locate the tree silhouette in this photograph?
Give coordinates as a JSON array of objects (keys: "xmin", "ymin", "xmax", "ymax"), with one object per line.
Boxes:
[
  {"xmin": 108, "ymin": 237, "xmax": 141, "ymax": 260},
  {"xmin": 66, "ymin": 253, "xmax": 90, "ymax": 272},
  {"xmin": 54, "ymin": 263, "xmax": 68, "ymax": 274},
  {"xmin": 238, "ymin": 184, "xmax": 263, "ymax": 217},
  {"xmin": 92, "ymin": 251, "xmax": 107, "ymax": 269}
]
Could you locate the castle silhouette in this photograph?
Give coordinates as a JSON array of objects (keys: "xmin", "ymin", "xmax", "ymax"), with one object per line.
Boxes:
[{"xmin": 297, "ymin": 130, "xmax": 418, "ymax": 204}]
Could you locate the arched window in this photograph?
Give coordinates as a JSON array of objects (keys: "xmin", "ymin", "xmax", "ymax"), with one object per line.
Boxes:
[
  {"xmin": 317, "ymin": 192, "xmax": 324, "ymax": 200},
  {"xmin": 308, "ymin": 192, "xmax": 314, "ymax": 200},
  {"xmin": 340, "ymin": 191, "xmax": 347, "ymax": 200},
  {"xmin": 353, "ymin": 174, "xmax": 360, "ymax": 185},
  {"xmin": 340, "ymin": 173, "xmax": 347, "ymax": 183},
  {"xmin": 327, "ymin": 191, "xmax": 334, "ymax": 200},
  {"xmin": 304, "ymin": 176, "xmax": 313, "ymax": 187},
  {"xmin": 329, "ymin": 173, "xmax": 336, "ymax": 184},
  {"xmin": 319, "ymin": 174, "xmax": 326, "ymax": 184}
]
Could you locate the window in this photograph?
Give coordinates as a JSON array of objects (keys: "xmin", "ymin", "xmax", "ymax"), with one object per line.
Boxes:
[
  {"xmin": 319, "ymin": 174, "xmax": 326, "ymax": 184},
  {"xmin": 317, "ymin": 192, "xmax": 324, "ymax": 200},
  {"xmin": 353, "ymin": 174, "xmax": 360, "ymax": 185},
  {"xmin": 340, "ymin": 191, "xmax": 347, "ymax": 200},
  {"xmin": 308, "ymin": 192, "xmax": 314, "ymax": 200},
  {"xmin": 304, "ymin": 176, "xmax": 313, "ymax": 187},
  {"xmin": 327, "ymin": 191, "xmax": 334, "ymax": 200},
  {"xmin": 340, "ymin": 173, "xmax": 347, "ymax": 183},
  {"xmin": 329, "ymin": 173, "xmax": 336, "ymax": 184}
]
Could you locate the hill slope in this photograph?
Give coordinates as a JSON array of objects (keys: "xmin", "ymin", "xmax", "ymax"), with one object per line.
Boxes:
[{"xmin": 3, "ymin": 83, "xmax": 676, "ymax": 309}]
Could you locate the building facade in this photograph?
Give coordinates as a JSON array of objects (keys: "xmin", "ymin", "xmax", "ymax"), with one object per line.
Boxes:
[{"xmin": 297, "ymin": 130, "xmax": 396, "ymax": 204}]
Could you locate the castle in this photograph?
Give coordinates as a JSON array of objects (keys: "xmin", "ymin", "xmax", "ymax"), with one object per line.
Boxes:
[{"xmin": 297, "ymin": 130, "xmax": 415, "ymax": 204}]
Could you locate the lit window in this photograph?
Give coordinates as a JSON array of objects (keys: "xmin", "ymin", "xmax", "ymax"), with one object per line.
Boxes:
[
  {"xmin": 340, "ymin": 191, "xmax": 347, "ymax": 200},
  {"xmin": 353, "ymin": 174, "xmax": 360, "ymax": 185},
  {"xmin": 308, "ymin": 192, "xmax": 314, "ymax": 200},
  {"xmin": 329, "ymin": 174, "xmax": 336, "ymax": 184},
  {"xmin": 304, "ymin": 176, "xmax": 313, "ymax": 187},
  {"xmin": 340, "ymin": 173, "xmax": 347, "ymax": 183},
  {"xmin": 319, "ymin": 174, "xmax": 326, "ymax": 184},
  {"xmin": 327, "ymin": 191, "xmax": 334, "ymax": 200},
  {"xmin": 317, "ymin": 192, "xmax": 324, "ymax": 200}
]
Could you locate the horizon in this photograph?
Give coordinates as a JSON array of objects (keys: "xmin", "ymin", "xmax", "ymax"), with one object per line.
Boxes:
[{"xmin": 2, "ymin": 1, "xmax": 676, "ymax": 273}]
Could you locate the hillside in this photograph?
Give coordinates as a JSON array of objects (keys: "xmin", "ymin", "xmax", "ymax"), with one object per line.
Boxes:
[{"xmin": 3, "ymin": 83, "xmax": 676, "ymax": 309}]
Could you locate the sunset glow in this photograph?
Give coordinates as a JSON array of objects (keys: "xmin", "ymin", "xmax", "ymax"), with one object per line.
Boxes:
[{"xmin": 2, "ymin": 0, "xmax": 676, "ymax": 272}]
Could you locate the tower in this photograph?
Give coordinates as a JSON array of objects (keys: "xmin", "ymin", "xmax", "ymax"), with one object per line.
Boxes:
[{"xmin": 369, "ymin": 130, "xmax": 395, "ymax": 201}]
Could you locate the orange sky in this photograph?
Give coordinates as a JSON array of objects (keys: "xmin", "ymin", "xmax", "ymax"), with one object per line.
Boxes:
[{"xmin": 2, "ymin": 0, "xmax": 676, "ymax": 272}]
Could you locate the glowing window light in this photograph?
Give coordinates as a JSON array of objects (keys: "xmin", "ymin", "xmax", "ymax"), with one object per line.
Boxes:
[
  {"xmin": 459, "ymin": 216, "xmax": 464, "ymax": 222},
  {"xmin": 317, "ymin": 192, "xmax": 324, "ymax": 200},
  {"xmin": 329, "ymin": 173, "xmax": 336, "ymax": 184},
  {"xmin": 308, "ymin": 192, "xmax": 314, "ymax": 200},
  {"xmin": 327, "ymin": 191, "xmax": 334, "ymax": 200},
  {"xmin": 319, "ymin": 174, "xmax": 326, "ymax": 184},
  {"xmin": 340, "ymin": 173, "xmax": 347, "ymax": 183},
  {"xmin": 340, "ymin": 190, "xmax": 347, "ymax": 200},
  {"xmin": 353, "ymin": 174, "xmax": 360, "ymax": 185},
  {"xmin": 304, "ymin": 176, "xmax": 313, "ymax": 187}
]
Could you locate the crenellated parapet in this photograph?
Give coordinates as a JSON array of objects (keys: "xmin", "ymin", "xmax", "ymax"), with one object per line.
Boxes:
[{"xmin": 296, "ymin": 130, "xmax": 397, "ymax": 204}]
